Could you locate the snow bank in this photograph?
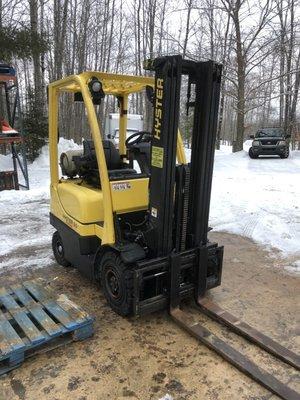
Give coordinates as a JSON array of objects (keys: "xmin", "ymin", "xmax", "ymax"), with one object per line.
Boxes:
[
  {"xmin": 210, "ymin": 149, "xmax": 300, "ymax": 256},
  {"xmin": 32, "ymin": 138, "xmax": 82, "ymax": 169},
  {"xmin": 0, "ymin": 138, "xmax": 82, "ymax": 259}
]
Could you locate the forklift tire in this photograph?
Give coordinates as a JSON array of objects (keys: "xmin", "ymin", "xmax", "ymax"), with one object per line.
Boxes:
[
  {"xmin": 99, "ymin": 251, "xmax": 133, "ymax": 317},
  {"xmin": 52, "ymin": 231, "xmax": 71, "ymax": 267},
  {"xmin": 249, "ymin": 148, "xmax": 258, "ymax": 159}
]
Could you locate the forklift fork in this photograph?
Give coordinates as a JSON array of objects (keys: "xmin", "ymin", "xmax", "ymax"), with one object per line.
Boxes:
[
  {"xmin": 169, "ymin": 252, "xmax": 299, "ymax": 400},
  {"xmin": 170, "ymin": 306, "xmax": 299, "ymax": 400},
  {"xmin": 197, "ymin": 297, "xmax": 300, "ymax": 370}
]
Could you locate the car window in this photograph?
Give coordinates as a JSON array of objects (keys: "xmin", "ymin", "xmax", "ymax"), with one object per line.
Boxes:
[{"xmin": 255, "ymin": 128, "xmax": 284, "ymax": 138}]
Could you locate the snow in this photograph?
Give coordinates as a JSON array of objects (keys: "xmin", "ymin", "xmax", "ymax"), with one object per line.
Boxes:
[
  {"xmin": 284, "ymin": 260, "xmax": 300, "ymax": 275},
  {"xmin": 0, "ymin": 154, "xmax": 13, "ymax": 170},
  {"xmin": 0, "ymin": 139, "xmax": 299, "ymax": 272},
  {"xmin": 0, "ymin": 139, "xmax": 82, "ymax": 267},
  {"xmin": 210, "ymin": 146, "xmax": 300, "ymax": 257}
]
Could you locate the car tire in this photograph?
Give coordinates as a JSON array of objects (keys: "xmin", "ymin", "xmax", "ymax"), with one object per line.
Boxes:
[
  {"xmin": 280, "ymin": 148, "xmax": 289, "ymax": 159},
  {"xmin": 249, "ymin": 147, "xmax": 258, "ymax": 159},
  {"xmin": 98, "ymin": 250, "xmax": 134, "ymax": 317},
  {"xmin": 52, "ymin": 231, "xmax": 72, "ymax": 267}
]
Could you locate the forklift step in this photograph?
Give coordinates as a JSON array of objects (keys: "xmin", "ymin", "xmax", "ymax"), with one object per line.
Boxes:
[
  {"xmin": 171, "ymin": 307, "xmax": 300, "ymax": 400},
  {"xmin": 0, "ymin": 278, "xmax": 94, "ymax": 376}
]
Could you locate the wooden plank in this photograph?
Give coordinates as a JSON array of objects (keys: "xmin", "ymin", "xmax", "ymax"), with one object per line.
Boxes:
[
  {"xmin": 56, "ymin": 294, "xmax": 90, "ymax": 325},
  {"xmin": 12, "ymin": 286, "xmax": 61, "ymax": 337},
  {"xmin": 43, "ymin": 301, "xmax": 80, "ymax": 330},
  {"xmin": 12, "ymin": 285, "xmax": 37, "ymax": 307},
  {"xmin": 23, "ymin": 280, "xmax": 49, "ymax": 302},
  {"xmin": 0, "ymin": 289, "xmax": 46, "ymax": 344},
  {"xmin": 24, "ymin": 281, "xmax": 90, "ymax": 329},
  {"xmin": 0, "ymin": 313, "xmax": 13, "ymax": 356},
  {"xmin": 0, "ymin": 310, "xmax": 24, "ymax": 357},
  {"xmin": 36, "ymin": 280, "xmax": 91, "ymax": 323}
]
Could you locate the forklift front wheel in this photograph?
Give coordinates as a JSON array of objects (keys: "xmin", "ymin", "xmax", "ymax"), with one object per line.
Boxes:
[
  {"xmin": 52, "ymin": 231, "xmax": 71, "ymax": 267},
  {"xmin": 98, "ymin": 251, "xmax": 133, "ymax": 317}
]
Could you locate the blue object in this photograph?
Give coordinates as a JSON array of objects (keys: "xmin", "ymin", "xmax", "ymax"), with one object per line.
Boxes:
[{"xmin": 0, "ymin": 279, "xmax": 94, "ymax": 375}]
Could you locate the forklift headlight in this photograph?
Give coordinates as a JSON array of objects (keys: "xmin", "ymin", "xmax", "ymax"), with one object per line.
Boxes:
[
  {"xmin": 88, "ymin": 77, "xmax": 105, "ymax": 105},
  {"xmin": 252, "ymin": 140, "xmax": 260, "ymax": 146},
  {"xmin": 91, "ymin": 80, "xmax": 102, "ymax": 92}
]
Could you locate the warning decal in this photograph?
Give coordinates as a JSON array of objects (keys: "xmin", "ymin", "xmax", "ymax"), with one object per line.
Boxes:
[
  {"xmin": 112, "ymin": 182, "xmax": 131, "ymax": 191},
  {"xmin": 151, "ymin": 146, "xmax": 164, "ymax": 168}
]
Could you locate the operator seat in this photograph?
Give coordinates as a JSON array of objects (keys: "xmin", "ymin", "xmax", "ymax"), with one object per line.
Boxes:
[
  {"xmin": 71, "ymin": 139, "xmax": 137, "ymax": 186},
  {"xmin": 83, "ymin": 139, "xmax": 121, "ymax": 170}
]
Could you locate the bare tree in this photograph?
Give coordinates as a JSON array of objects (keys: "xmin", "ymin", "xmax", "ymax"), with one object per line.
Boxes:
[
  {"xmin": 221, "ymin": 0, "xmax": 272, "ymax": 151},
  {"xmin": 29, "ymin": 0, "xmax": 45, "ymax": 112}
]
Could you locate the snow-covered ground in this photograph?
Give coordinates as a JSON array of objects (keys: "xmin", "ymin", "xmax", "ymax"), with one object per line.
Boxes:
[
  {"xmin": 211, "ymin": 143, "xmax": 300, "ymax": 257},
  {"xmin": 0, "ymin": 139, "xmax": 299, "ymax": 273},
  {"xmin": 0, "ymin": 139, "xmax": 81, "ymax": 270}
]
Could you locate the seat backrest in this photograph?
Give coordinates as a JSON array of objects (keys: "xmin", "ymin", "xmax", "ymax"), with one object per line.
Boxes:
[{"xmin": 83, "ymin": 139, "xmax": 120, "ymax": 170}]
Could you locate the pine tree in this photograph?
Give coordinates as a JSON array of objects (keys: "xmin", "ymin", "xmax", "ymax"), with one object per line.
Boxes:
[
  {"xmin": 23, "ymin": 88, "xmax": 48, "ymax": 162},
  {"xmin": 0, "ymin": 27, "xmax": 47, "ymax": 63}
]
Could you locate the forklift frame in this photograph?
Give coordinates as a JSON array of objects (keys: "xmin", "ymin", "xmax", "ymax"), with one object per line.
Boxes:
[{"xmin": 48, "ymin": 72, "xmax": 186, "ymax": 245}]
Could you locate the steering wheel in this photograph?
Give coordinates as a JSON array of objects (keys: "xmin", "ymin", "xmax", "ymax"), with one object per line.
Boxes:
[{"xmin": 125, "ymin": 131, "xmax": 152, "ymax": 148}]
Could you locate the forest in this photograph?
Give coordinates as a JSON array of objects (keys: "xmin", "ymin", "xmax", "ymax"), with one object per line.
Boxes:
[{"xmin": 1, "ymin": 0, "xmax": 299, "ymax": 158}]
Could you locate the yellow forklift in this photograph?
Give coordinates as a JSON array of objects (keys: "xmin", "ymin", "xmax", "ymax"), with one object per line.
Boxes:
[{"xmin": 48, "ymin": 56, "xmax": 299, "ymax": 399}]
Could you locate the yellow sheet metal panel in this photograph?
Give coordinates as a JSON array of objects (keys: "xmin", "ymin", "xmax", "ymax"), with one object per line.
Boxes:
[
  {"xmin": 57, "ymin": 181, "xmax": 104, "ymax": 224},
  {"xmin": 50, "ymin": 186, "xmax": 98, "ymax": 237},
  {"xmin": 110, "ymin": 178, "xmax": 149, "ymax": 214}
]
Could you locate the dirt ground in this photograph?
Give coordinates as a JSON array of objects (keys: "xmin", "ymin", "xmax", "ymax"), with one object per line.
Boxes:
[{"xmin": 0, "ymin": 231, "xmax": 299, "ymax": 400}]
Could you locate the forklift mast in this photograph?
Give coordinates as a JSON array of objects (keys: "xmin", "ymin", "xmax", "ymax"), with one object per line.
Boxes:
[
  {"xmin": 146, "ymin": 56, "xmax": 222, "ymax": 256},
  {"xmin": 134, "ymin": 56, "xmax": 223, "ymax": 315}
]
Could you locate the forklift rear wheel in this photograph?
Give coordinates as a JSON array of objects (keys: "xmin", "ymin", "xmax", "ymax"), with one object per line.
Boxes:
[
  {"xmin": 99, "ymin": 251, "xmax": 133, "ymax": 317},
  {"xmin": 52, "ymin": 231, "xmax": 71, "ymax": 267}
]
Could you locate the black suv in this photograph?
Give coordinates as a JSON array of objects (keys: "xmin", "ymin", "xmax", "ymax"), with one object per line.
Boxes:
[{"xmin": 249, "ymin": 128, "xmax": 290, "ymax": 159}]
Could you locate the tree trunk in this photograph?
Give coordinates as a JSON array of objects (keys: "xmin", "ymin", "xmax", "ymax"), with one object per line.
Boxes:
[
  {"xmin": 216, "ymin": 13, "xmax": 231, "ymax": 149},
  {"xmin": 289, "ymin": 48, "xmax": 300, "ymax": 146},
  {"xmin": 233, "ymin": 6, "xmax": 245, "ymax": 152},
  {"xmin": 29, "ymin": 0, "xmax": 46, "ymax": 116},
  {"xmin": 182, "ymin": 0, "xmax": 193, "ymax": 57}
]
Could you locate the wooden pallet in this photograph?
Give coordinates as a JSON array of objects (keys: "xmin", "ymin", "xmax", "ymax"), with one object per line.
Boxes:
[{"xmin": 0, "ymin": 278, "xmax": 94, "ymax": 376}]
